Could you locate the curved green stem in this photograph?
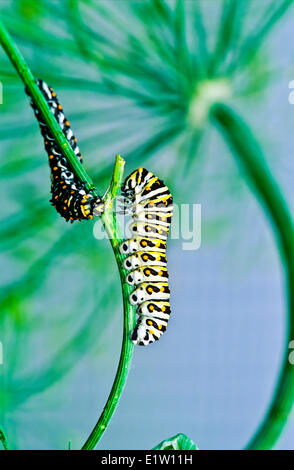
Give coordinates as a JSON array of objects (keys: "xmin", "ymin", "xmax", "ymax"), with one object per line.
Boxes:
[
  {"xmin": 211, "ymin": 103, "xmax": 294, "ymax": 450},
  {"xmin": 81, "ymin": 157, "xmax": 137, "ymax": 450},
  {"xmin": 0, "ymin": 19, "xmax": 95, "ymax": 192},
  {"xmin": 0, "ymin": 428, "xmax": 9, "ymax": 450},
  {"xmin": 0, "ymin": 20, "xmax": 136, "ymax": 450}
]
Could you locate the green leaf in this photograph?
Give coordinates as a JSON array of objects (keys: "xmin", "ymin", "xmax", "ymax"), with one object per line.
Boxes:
[{"xmin": 152, "ymin": 433, "xmax": 198, "ymax": 451}]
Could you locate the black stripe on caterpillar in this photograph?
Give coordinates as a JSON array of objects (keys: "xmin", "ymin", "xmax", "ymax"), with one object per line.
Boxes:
[
  {"xmin": 26, "ymin": 79, "xmax": 104, "ymax": 222},
  {"xmin": 120, "ymin": 168, "xmax": 173, "ymax": 346}
]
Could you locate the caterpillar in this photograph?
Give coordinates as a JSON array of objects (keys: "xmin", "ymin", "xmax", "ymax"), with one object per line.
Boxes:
[
  {"xmin": 26, "ymin": 79, "xmax": 104, "ymax": 222},
  {"xmin": 120, "ymin": 168, "xmax": 173, "ymax": 346}
]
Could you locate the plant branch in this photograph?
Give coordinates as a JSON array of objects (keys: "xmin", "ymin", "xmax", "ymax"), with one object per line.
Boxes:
[
  {"xmin": 0, "ymin": 20, "xmax": 136, "ymax": 450},
  {"xmin": 0, "ymin": 19, "xmax": 96, "ymax": 192},
  {"xmin": 229, "ymin": 0, "xmax": 294, "ymax": 73},
  {"xmin": 81, "ymin": 155, "xmax": 137, "ymax": 450},
  {"xmin": 211, "ymin": 102, "xmax": 294, "ymax": 450},
  {"xmin": 0, "ymin": 428, "xmax": 9, "ymax": 450}
]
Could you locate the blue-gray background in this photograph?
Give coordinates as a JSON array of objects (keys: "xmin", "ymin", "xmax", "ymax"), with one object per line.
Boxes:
[{"xmin": 0, "ymin": 0, "xmax": 294, "ymax": 450}]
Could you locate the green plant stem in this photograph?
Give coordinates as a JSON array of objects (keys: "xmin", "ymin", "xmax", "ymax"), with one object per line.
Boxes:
[
  {"xmin": 0, "ymin": 428, "xmax": 9, "ymax": 450},
  {"xmin": 211, "ymin": 103, "xmax": 294, "ymax": 450},
  {"xmin": 81, "ymin": 157, "xmax": 137, "ymax": 450},
  {"xmin": 0, "ymin": 19, "xmax": 96, "ymax": 192},
  {"xmin": 0, "ymin": 20, "xmax": 136, "ymax": 450}
]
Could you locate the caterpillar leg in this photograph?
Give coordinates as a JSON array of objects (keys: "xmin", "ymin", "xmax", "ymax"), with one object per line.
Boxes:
[{"xmin": 131, "ymin": 317, "xmax": 167, "ymax": 346}]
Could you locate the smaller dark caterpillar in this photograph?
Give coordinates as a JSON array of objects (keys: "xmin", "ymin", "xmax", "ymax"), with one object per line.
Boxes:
[{"xmin": 26, "ymin": 79, "xmax": 104, "ymax": 222}]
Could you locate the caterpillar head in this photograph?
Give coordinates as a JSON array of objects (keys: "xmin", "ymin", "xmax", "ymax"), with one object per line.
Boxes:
[{"xmin": 93, "ymin": 199, "xmax": 105, "ymax": 216}]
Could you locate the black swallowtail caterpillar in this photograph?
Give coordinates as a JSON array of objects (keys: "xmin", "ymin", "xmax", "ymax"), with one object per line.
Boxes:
[
  {"xmin": 26, "ymin": 79, "xmax": 104, "ymax": 222},
  {"xmin": 120, "ymin": 168, "xmax": 173, "ymax": 346}
]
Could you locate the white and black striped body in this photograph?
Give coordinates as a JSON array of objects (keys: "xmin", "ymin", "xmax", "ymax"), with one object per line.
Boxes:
[
  {"xmin": 26, "ymin": 79, "xmax": 104, "ymax": 222},
  {"xmin": 120, "ymin": 168, "xmax": 173, "ymax": 346}
]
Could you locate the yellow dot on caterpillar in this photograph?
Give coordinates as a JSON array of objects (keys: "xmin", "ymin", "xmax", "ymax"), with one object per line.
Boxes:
[
  {"xmin": 62, "ymin": 185, "xmax": 67, "ymax": 189},
  {"xmin": 159, "ymin": 270, "xmax": 163, "ymax": 276},
  {"xmin": 65, "ymin": 120, "xmax": 70, "ymax": 126},
  {"xmin": 160, "ymin": 286, "xmax": 165, "ymax": 292},
  {"xmin": 156, "ymin": 242, "xmax": 160, "ymax": 247},
  {"xmin": 74, "ymin": 138, "xmax": 77, "ymax": 142},
  {"xmin": 63, "ymin": 206, "xmax": 67, "ymax": 210},
  {"xmin": 142, "ymin": 241, "xmax": 147, "ymax": 247},
  {"xmin": 147, "ymin": 287, "xmax": 153, "ymax": 293},
  {"xmin": 143, "ymin": 255, "xmax": 148, "ymax": 261},
  {"xmin": 162, "ymin": 306, "xmax": 166, "ymax": 312},
  {"xmin": 54, "ymin": 195, "xmax": 58, "ymax": 200},
  {"xmin": 149, "ymin": 305, "xmax": 154, "ymax": 311},
  {"xmin": 58, "ymin": 104, "xmax": 62, "ymax": 110},
  {"xmin": 147, "ymin": 320, "xmax": 152, "ymax": 326},
  {"xmin": 149, "ymin": 329, "xmax": 155, "ymax": 335},
  {"xmin": 64, "ymin": 200, "xmax": 68, "ymax": 204},
  {"xmin": 49, "ymin": 155, "xmax": 54, "ymax": 160},
  {"xmin": 146, "ymin": 226, "xmax": 151, "ymax": 231},
  {"xmin": 158, "ymin": 324, "xmax": 162, "ymax": 330},
  {"xmin": 145, "ymin": 269, "xmax": 151, "ymax": 275},
  {"xmin": 52, "ymin": 92, "xmax": 56, "ymax": 97}
]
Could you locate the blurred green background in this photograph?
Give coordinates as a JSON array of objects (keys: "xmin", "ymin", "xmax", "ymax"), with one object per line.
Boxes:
[{"xmin": 1, "ymin": 0, "xmax": 294, "ymax": 450}]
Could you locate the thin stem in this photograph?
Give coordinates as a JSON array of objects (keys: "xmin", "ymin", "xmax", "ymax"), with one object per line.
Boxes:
[
  {"xmin": 229, "ymin": 0, "xmax": 294, "ymax": 74},
  {"xmin": 211, "ymin": 103, "xmax": 294, "ymax": 450},
  {"xmin": 0, "ymin": 19, "xmax": 96, "ymax": 192},
  {"xmin": 0, "ymin": 20, "xmax": 136, "ymax": 450},
  {"xmin": 0, "ymin": 428, "xmax": 9, "ymax": 450},
  {"xmin": 82, "ymin": 157, "xmax": 137, "ymax": 450}
]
